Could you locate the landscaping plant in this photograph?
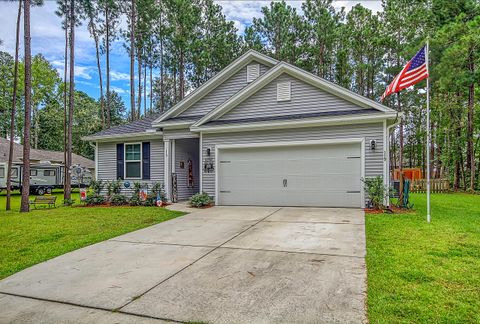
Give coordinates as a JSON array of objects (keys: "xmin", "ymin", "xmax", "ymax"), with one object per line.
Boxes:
[
  {"xmin": 110, "ymin": 194, "xmax": 128, "ymax": 206},
  {"xmin": 362, "ymin": 176, "xmax": 392, "ymax": 210},
  {"xmin": 189, "ymin": 192, "xmax": 213, "ymax": 208}
]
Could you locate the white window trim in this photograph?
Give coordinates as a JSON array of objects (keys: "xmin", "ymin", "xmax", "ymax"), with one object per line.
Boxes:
[{"xmin": 124, "ymin": 142, "xmax": 143, "ymax": 180}]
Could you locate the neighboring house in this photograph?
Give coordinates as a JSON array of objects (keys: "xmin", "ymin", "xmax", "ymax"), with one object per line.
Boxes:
[
  {"xmin": 0, "ymin": 137, "xmax": 95, "ymax": 172},
  {"xmin": 83, "ymin": 50, "xmax": 399, "ymax": 208}
]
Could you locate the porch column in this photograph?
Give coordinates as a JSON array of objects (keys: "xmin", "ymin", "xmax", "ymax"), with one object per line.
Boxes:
[{"xmin": 164, "ymin": 139, "xmax": 171, "ymax": 201}]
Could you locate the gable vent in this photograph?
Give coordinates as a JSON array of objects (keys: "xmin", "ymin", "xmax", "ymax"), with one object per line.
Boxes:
[
  {"xmin": 246, "ymin": 64, "xmax": 260, "ymax": 83},
  {"xmin": 277, "ymin": 81, "xmax": 291, "ymax": 102}
]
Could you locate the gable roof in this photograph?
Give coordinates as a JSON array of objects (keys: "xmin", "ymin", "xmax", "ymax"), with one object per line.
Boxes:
[
  {"xmin": 192, "ymin": 62, "xmax": 397, "ymax": 128},
  {"xmin": 83, "ymin": 113, "xmax": 162, "ymax": 141},
  {"xmin": 0, "ymin": 138, "xmax": 95, "ymax": 169},
  {"xmin": 151, "ymin": 50, "xmax": 278, "ymax": 126}
]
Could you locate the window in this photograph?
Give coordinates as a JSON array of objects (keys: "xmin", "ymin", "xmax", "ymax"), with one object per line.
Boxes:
[
  {"xmin": 277, "ymin": 81, "xmax": 291, "ymax": 102},
  {"xmin": 125, "ymin": 143, "xmax": 142, "ymax": 179},
  {"xmin": 11, "ymin": 168, "xmax": 18, "ymax": 178},
  {"xmin": 247, "ymin": 64, "xmax": 260, "ymax": 83},
  {"xmin": 44, "ymin": 170, "xmax": 56, "ymax": 176},
  {"xmin": 0, "ymin": 167, "xmax": 4, "ymax": 178},
  {"xmin": 30, "ymin": 170, "xmax": 37, "ymax": 176}
]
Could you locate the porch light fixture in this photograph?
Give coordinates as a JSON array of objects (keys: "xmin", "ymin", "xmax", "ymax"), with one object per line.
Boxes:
[{"xmin": 206, "ymin": 148, "xmax": 211, "ymax": 156}]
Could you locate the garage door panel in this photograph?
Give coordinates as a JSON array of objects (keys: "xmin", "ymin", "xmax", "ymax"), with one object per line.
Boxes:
[{"xmin": 218, "ymin": 143, "xmax": 362, "ymax": 207}]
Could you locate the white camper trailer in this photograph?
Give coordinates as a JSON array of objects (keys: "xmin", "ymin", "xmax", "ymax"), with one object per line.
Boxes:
[{"xmin": 0, "ymin": 162, "xmax": 92, "ymax": 195}]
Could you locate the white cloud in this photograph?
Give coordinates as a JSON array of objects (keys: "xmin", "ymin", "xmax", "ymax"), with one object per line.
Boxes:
[
  {"xmin": 110, "ymin": 86, "xmax": 129, "ymax": 95},
  {"xmin": 215, "ymin": 1, "xmax": 383, "ymax": 34},
  {"xmin": 110, "ymin": 71, "xmax": 130, "ymax": 81}
]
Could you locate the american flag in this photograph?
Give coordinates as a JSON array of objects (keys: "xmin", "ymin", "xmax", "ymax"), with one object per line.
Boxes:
[{"xmin": 381, "ymin": 46, "xmax": 429, "ymax": 101}]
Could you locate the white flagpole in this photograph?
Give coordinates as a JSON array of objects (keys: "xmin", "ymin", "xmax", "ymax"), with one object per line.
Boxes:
[{"xmin": 426, "ymin": 40, "xmax": 431, "ymax": 223}]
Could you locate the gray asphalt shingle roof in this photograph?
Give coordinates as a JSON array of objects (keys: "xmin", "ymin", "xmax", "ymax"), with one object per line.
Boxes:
[
  {"xmin": 88, "ymin": 113, "xmax": 162, "ymax": 138},
  {"xmin": 0, "ymin": 138, "xmax": 95, "ymax": 169}
]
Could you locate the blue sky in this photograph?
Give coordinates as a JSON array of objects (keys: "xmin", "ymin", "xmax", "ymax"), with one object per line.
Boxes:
[{"xmin": 0, "ymin": 1, "xmax": 382, "ymax": 111}]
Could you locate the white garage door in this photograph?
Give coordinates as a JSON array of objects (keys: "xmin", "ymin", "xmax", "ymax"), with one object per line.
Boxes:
[{"xmin": 217, "ymin": 142, "xmax": 362, "ymax": 207}]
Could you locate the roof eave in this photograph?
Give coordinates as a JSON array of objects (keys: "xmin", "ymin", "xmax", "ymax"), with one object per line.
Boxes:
[
  {"xmin": 82, "ymin": 131, "xmax": 163, "ymax": 142},
  {"xmin": 190, "ymin": 113, "xmax": 398, "ymax": 134}
]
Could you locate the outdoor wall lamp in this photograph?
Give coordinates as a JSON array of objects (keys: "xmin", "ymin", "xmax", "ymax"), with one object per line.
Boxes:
[
  {"xmin": 370, "ymin": 140, "xmax": 376, "ymax": 150},
  {"xmin": 206, "ymin": 148, "xmax": 211, "ymax": 156}
]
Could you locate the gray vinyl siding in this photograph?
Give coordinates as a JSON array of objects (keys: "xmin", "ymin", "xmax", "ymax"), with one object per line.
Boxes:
[
  {"xmin": 96, "ymin": 139, "xmax": 164, "ymax": 196},
  {"xmin": 217, "ymin": 73, "xmax": 367, "ymax": 121},
  {"xmin": 201, "ymin": 122, "xmax": 384, "ymax": 200},
  {"xmin": 174, "ymin": 139, "xmax": 200, "ymax": 200},
  {"xmin": 178, "ymin": 61, "xmax": 270, "ymax": 118}
]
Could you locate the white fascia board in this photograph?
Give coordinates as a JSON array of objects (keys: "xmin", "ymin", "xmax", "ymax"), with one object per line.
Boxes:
[
  {"xmin": 156, "ymin": 121, "xmax": 194, "ymax": 129},
  {"xmin": 82, "ymin": 131, "xmax": 163, "ymax": 142},
  {"xmin": 152, "ymin": 50, "xmax": 278, "ymax": 125},
  {"xmin": 193, "ymin": 62, "xmax": 397, "ymax": 128},
  {"xmin": 191, "ymin": 113, "xmax": 398, "ymax": 134}
]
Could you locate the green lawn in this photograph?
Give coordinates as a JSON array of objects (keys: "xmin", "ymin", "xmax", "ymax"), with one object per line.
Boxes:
[
  {"xmin": 0, "ymin": 192, "xmax": 184, "ymax": 279},
  {"xmin": 366, "ymin": 193, "xmax": 480, "ymax": 323}
]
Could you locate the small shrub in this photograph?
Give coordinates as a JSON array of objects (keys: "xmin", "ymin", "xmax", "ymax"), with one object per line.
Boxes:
[
  {"xmin": 129, "ymin": 194, "xmax": 142, "ymax": 206},
  {"xmin": 144, "ymin": 193, "xmax": 157, "ymax": 206},
  {"xmin": 63, "ymin": 198, "xmax": 75, "ymax": 206},
  {"xmin": 362, "ymin": 176, "xmax": 392, "ymax": 210},
  {"xmin": 89, "ymin": 180, "xmax": 104, "ymax": 195},
  {"xmin": 85, "ymin": 194, "xmax": 106, "ymax": 206},
  {"xmin": 189, "ymin": 192, "xmax": 213, "ymax": 208},
  {"xmin": 110, "ymin": 194, "xmax": 128, "ymax": 206},
  {"xmin": 107, "ymin": 180, "xmax": 122, "ymax": 197}
]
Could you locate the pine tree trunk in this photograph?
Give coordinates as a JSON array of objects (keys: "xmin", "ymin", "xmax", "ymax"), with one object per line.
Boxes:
[
  {"xmin": 6, "ymin": 0, "xmax": 22, "ymax": 211},
  {"xmin": 179, "ymin": 48, "xmax": 185, "ymax": 100},
  {"xmin": 20, "ymin": 0, "xmax": 31, "ymax": 213},
  {"xmin": 63, "ymin": 6, "xmax": 68, "ymax": 189},
  {"xmin": 143, "ymin": 60, "xmax": 147, "ymax": 116},
  {"xmin": 467, "ymin": 58, "xmax": 475, "ymax": 191},
  {"xmin": 105, "ymin": 2, "xmax": 111, "ymax": 128},
  {"xmin": 137, "ymin": 54, "xmax": 142, "ymax": 118},
  {"xmin": 130, "ymin": 0, "xmax": 135, "ymax": 121},
  {"xmin": 160, "ymin": 38, "xmax": 164, "ymax": 111},
  {"xmin": 90, "ymin": 17, "xmax": 104, "ymax": 129},
  {"xmin": 149, "ymin": 63, "xmax": 153, "ymax": 113},
  {"xmin": 65, "ymin": 0, "xmax": 75, "ymax": 201}
]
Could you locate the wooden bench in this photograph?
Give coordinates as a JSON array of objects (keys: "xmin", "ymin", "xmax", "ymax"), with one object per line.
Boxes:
[{"xmin": 29, "ymin": 196, "xmax": 57, "ymax": 209}]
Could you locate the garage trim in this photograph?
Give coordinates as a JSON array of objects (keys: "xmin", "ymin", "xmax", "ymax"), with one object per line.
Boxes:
[{"xmin": 214, "ymin": 137, "xmax": 365, "ymax": 207}]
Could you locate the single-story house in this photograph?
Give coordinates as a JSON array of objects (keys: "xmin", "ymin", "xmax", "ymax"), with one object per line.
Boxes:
[
  {"xmin": 83, "ymin": 50, "xmax": 399, "ymax": 208},
  {"xmin": 0, "ymin": 137, "xmax": 95, "ymax": 172}
]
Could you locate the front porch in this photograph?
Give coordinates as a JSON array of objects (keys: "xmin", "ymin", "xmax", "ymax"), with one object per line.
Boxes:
[{"xmin": 164, "ymin": 136, "xmax": 200, "ymax": 202}]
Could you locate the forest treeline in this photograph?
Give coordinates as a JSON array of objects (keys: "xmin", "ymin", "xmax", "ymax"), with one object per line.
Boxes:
[{"xmin": 1, "ymin": 0, "xmax": 479, "ymax": 193}]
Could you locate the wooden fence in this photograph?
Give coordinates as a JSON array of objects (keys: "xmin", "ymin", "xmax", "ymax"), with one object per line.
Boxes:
[{"xmin": 410, "ymin": 179, "xmax": 450, "ymax": 193}]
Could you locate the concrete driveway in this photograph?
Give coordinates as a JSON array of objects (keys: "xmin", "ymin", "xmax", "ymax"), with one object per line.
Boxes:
[{"xmin": 0, "ymin": 206, "xmax": 366, "ymax": 324}]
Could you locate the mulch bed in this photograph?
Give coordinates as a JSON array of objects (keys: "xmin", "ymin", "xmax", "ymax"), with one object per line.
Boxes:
[
  {"xmin": 75, "ymin": 202, "xmax": 171, "ymax": 208},
  {"xmin": 365, "ymin": 205, "xmax": 414, "ymax": 214}
]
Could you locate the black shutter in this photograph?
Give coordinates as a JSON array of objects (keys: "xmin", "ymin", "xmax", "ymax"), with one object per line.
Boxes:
[
  {"xmin": 116, "ymin": 143, "xmax": 124, "ymax": 180},
  {"xmin": 142, "ymin": 142, "xmax": 150, "ymax": 180}
]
